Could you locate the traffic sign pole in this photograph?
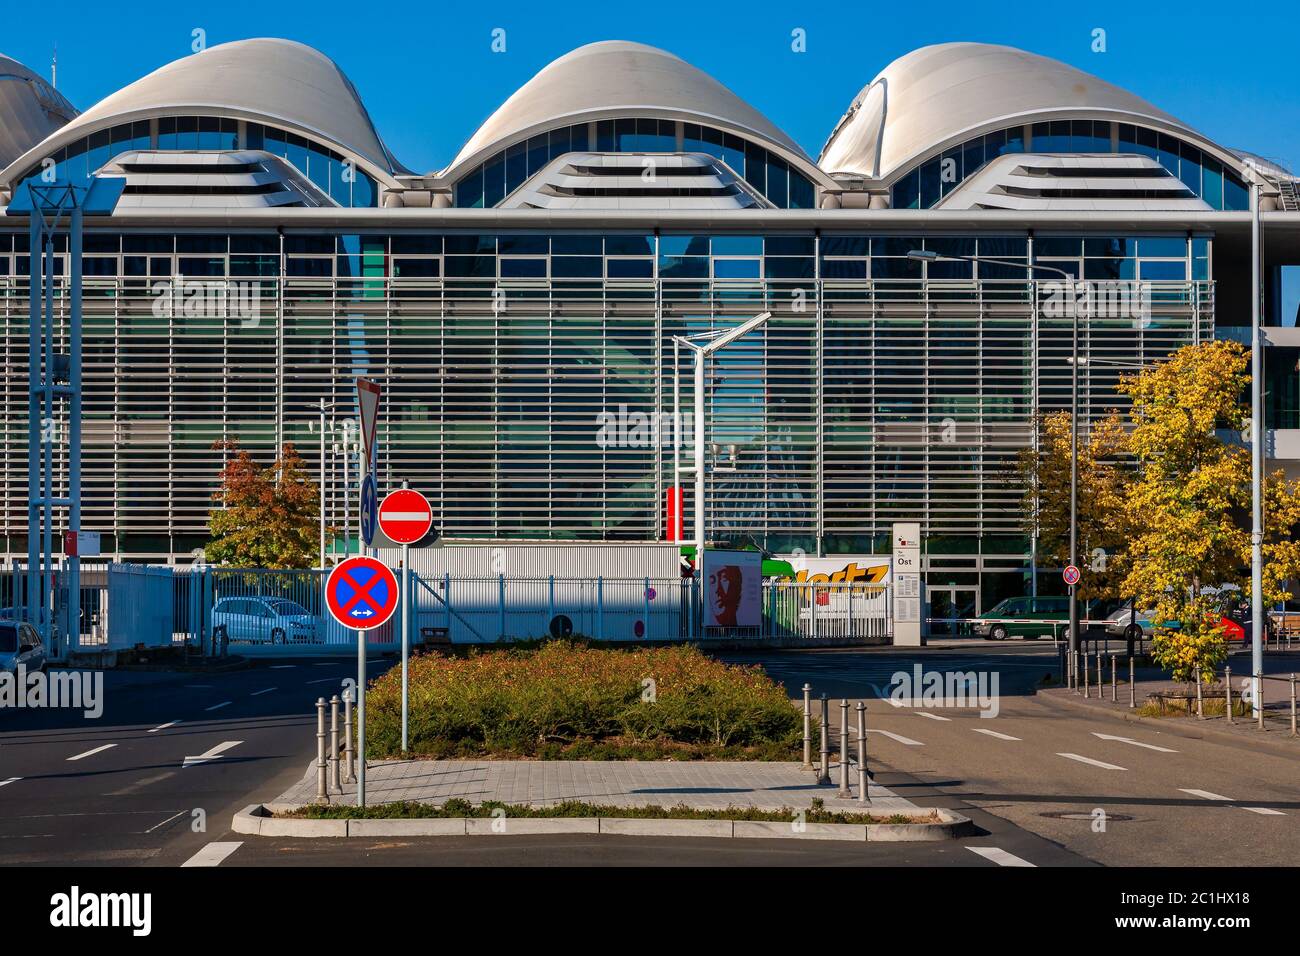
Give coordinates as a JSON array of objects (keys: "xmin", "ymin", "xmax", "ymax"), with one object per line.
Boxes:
[
  {"xmin": 357, "ymin": 626, "xmax": 365, "ymax": 807},
  {"xmin": 401, "ymin": 479, "xmax": 410, "ymax": 753}
]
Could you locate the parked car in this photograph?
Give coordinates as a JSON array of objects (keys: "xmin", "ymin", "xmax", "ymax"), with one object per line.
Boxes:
[
  {"xmin": 211, "ymin": 597, "xmax": 318, "ymax": 645},
  {"xmin": 1102, "ymin": 603, "xmax": 1155, "ymax": 643},
  {"xmin": 973, "ymin": 596, "xmax": 1070, "ymax": 640},
  {"xmin": 0, "ymin": 620, "xmax": 46, "ymax": 674}
]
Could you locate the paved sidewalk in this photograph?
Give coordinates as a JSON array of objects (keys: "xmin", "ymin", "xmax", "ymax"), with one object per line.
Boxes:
[{"xmin": 278, "ymin": 759, "xmax": 919, "ymax": 813}]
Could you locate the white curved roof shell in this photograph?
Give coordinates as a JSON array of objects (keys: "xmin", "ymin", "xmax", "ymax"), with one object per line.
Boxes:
[
  {"xmin": 1, "ymin": 38, "xmax": 404, "ymax": 186},
  {"xmin": 446, "ymin": 41, "xmax": 818, "ymax": 179},
  {"xmin": 0, "ymin": 53, "xmax": 76, "ymax": 170},
  {"xmin": 820, "ymin": 42, "xmax": 1239, "ymax": 183}
]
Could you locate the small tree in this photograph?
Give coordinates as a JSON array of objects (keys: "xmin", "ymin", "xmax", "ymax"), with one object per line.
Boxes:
[
  {"xmin": 206, "ymin": 439, "xmax": 328, "ymax": 569},
  {"xmin": 1017, "ymin": 409, "xmax": 1131, "ymax": 604},
  {"xmin": 1118, "ymin": 340, "xmax": 1300, "ymax": 682}
]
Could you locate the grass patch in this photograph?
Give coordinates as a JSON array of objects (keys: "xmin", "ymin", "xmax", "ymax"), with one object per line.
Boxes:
[
  {"xmin": 284, "ymin": 798, "xmax": 934, "ymax": 826},
  {"xmin": 1136, "ymin": 693, "xmax": 1252, "ymax": 718},
  {"xmin": 363, "ymin": 641, "xmax": 804, "ymax": 760}
]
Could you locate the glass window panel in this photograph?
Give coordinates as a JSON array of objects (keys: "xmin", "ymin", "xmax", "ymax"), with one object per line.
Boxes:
[
  {"xmin": 526, "ymin": 135, "xmax": 549, "ymax": 175},
  {"xmin": 552, "ymin": 235, "xmax": 602, "ymax": 255},
  {"xmin": 820, "ymin": 259, "xmax": 866, "ymax": 279},
  {"xmin": 606, "ymin": 258, "xmax": 653, "ymax": 278},
  {"xmin": 712, "ymin": 235, "xmax": 762, "ymax": 256},
  {"xmin": 605, "ymin": 235, "xmax": 655, "ymax": 255},
  {"xmin": 821, "ymin": 236, "xmax": 869, "ymax": 257},
  {"xmin": 390, "ymin": 235, "xmax": 442, "ymax": 255},
  {"xmin": 505, "ymin": 142, "xmax": 527, "ymax": 195},
  {"xmin": 789, "ymin": 171, "xmax": 815, "ymax": 209},
  {"xmin": 765, "ymin": 236, "xmax": 814, "ymax": 256},
  {"xmin": 713, "ymin": 258, "xmax": 761, "ymax": 279},
  {"xmin": 1139, "ymin": 260, "xmax": 1186, "ymax": 280},
  {"xmin": 445, "ymin": 236, "xmax": 495, "ymax": 254},
  {"xmin": 455, "ymin": 166, "xmax": 483, "ymax": 208},
  {"xmin": 763, "ymin": 257, "xmax": 814, "ymax": 279},
  {"xmin": 766, "ymin": 157, "xmax": 789, "ymax": 207},
  {"xmin": 551, "ymin": 256, "xmax": 602, "ymax": 278},
  {"xmin": 1203, "ymin": 157, "xmax": 1224, "ymax": 209},
  {"xmin": 498, "ymin": 235, "xmax": 548, "ymax": 255},
  {"xmin": 659, "ymin": 256, "xmax": 709, "ymax": 279},
  {"xmin": 1178, "ymin": 142, "xmax": 1202, "ymax": 195},
  {"xmin": 499, "ymin": 257, "xmax": 546, "ymax": 278},
  {"xmin": 482, "ymin": 156, "xmax": 506, "ymax": 207},
  {"xmin": 918, "ymin": 157, "xmax": 941, "ymax": 207},
  {"xmin": 1136, "ymin": 237, "xmax": 1186, "ymax": 258}
]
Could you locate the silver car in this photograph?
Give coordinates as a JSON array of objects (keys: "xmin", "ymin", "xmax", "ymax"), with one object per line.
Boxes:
[
  {"xmin": 1103, "ymin": 605, "xmax": 1154, "ymax": 642},
  {"xmin": 211, "ymin": 597, "xmax": 318, "ymax": 645},
  {"xmin": 0, "ymin": 620, "xmax": 47, "ymax": 675}
]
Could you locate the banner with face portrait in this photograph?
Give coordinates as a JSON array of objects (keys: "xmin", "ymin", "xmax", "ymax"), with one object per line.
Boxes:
[{"xmin": 701, "ymin": 550, "xmax": 762, "ymax": 628}]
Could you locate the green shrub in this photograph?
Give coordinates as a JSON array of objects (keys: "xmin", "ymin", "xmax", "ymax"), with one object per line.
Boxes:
[{"xmin": 363, "ymin": 641, "xmax": 802, "ymax": 759}]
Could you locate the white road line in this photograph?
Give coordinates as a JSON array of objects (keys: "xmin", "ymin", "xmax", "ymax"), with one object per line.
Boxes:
[
  {"xmin": 0, "ymin": 777, "xmax": 20, "ymax": 788},
  {"xmin": 915, "ymin": 712, "xmax": 951, "ymax": 721},
  {"xmin": 148, "ymin": 720, "xmax": 180, "ymax": 733},
  {"xmin": 269, "ymin": 665, "xmax": 296, "ymax": 670},
  {"xmin": 204, "ymin": 701, "xmax": 232, "ymax": 712},
  {"xmin": 968, "ymin": 846, "xmax": 1036, "ymax": 867},
  {"xmin": 180, "ymin": 841, "xmax": 243, "ymax": 867},
  {"xmin": 1242, "ymin": 807, "xmax": 1286, "ymax": 816},
  {"xmin": 973, "ymin": 728, "xmax": 1021, "ymax": 741},
  {"xmin": 181, "ymin": 740, "xmax": 243, "ymax": 769},
  {"xmin": 249, "ymin": 687, "xmax": 277, "ymax": 697},
  {"xmin": 1179, "ymin": 788, "xmax": 1231, "ymax": 801},
  {"xmin": 1091, "ymin": 732, "xmax": 1178, "ymax": 753},
  {"xmin": 143, "ymin": 810, "xmax": 188, "ymax": 834},
  {"xmin": 1057, "ymin": 752, "xmax": 1126, "ymax": 771},
  {"xmin": 67, "ymin": 744, "xmax": 117, "ymax": 761},
  {"xmin": 305, "ymin": 678, "xmax": 336, "ymax": 685},
  {"xmin": 866, "ymin": 729, "xmax": 924, "ymax": 746}
]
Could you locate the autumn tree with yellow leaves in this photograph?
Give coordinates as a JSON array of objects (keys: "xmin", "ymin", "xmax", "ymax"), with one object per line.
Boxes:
[
  {"xmin": 1017, "ymin": 410, "xmax": 1131, "ymax": 604},
  {"xmin": 1118, "ymin": 340, "xmax": 1300, "ymax": 682}
]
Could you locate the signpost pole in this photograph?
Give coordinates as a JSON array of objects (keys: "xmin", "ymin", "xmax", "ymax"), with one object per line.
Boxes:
[
  {"xmin": 356, "ymin": 626, "xmax": 366, "ymax": 807},
  {"xmin": 401, "ymin": 479, "xmax": 410, "ymax": 754}
]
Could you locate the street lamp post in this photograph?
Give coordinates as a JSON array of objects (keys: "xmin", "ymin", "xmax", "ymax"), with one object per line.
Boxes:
[{"xmin": 908, "ymin": 251, "xmax": 1081, "ymax": 654}]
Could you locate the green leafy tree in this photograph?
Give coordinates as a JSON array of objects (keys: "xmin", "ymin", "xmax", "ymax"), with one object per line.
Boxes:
[
  {"xmin": 1017, "ymin": 409, "xmax": 1131, "ymax": 604},
  {"xmin": 206, "ymin": 439, "xmax": 329, "ymax": 569},
  {"xmin": 1118, "ymin": 340, "xmax": 1300, "ymax": 682}
]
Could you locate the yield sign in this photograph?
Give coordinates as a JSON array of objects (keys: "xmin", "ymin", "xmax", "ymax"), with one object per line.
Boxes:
[
  {"xmin": 325, "ymin": 556, "xmax": 399, "ymax": 631},
  {"xmin": 379, "ymin": 488, "xmax": 434, "ymax": 544},
  {"xmin": 356, "ymin": 378, "xmax": 381, "ymax": 464}
]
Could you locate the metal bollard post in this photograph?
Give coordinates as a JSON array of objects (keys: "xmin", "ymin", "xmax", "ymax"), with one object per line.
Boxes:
[
  {"xmin": 818, "ymin": 694, "xmax": 830, "ymax": 784},
  {"xmin": 1096, "ymin": 651, "xmax": 1103, "ymax": 698},
  {"xmin": 1084, "ymin": 650, "xmax": 1090, "ymax": 698},
  {"xmin": 856, "ymin": 701, "xmax": 868, "ymax": 804},
  {"xmin": 343, "ymin": 689, "xmax": 355, "ymax": 783},
  {"xmin": 1195, "ymin": 667, "xmax": 1203, "ymax": 719},
  {"xmin": 838, "ymin": 699, "xmax": 851, "ymax": 798},
  {"xmin": 1256, "ymin": 672, "xmax": 1265, "ymax": 731},
  {"xmin": 1225, "ymin": 666, "xmax": 1233, "ymax": 723},
  {"xmin": 1290, "ymin": 675, "xmax": 1297, "ymax": 737},
  {"xmin": 315, "ymin": 697, "xmax": 327, "ymax": 801},
  {"xmin": 1111, "ymin": 655, "xmax": 1117, "ymax": 702},
  {"xmin": 1129, "ymin": 655, "xmax": 1136, "ymax": 709},
  {"xmin": 801, "ymin": 684, "xmax": 813, "ymax": 771},
  {"xmin": 329, "ymin": 695, "xmax": 341, "ymax": 793}
]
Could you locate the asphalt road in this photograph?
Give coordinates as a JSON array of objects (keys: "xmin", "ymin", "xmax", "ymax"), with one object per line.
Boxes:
[{"xmin": 0, "ymin": 657, "xmax": 383, "ymax": 866}]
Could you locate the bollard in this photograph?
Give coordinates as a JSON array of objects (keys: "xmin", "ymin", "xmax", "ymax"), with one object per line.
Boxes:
[
  {"xmin": 1225, "ymin": 666, "xmax": 1233, "ymax": 723},
  {"xmin": 801, "ymin": 684, "xmax": 813, "ymax": 771},
  {"xmin": 1195, "ymin": 667, "xmax": 1203, "ymax": 719},
  {"xmin": 1129, "ymin": 655, "xmax": 1136, "ymax": 709},
  {"xmin": 838, "ymin": 699, "xmax": 851, "ymax": 798},
  {"xmin": 1111, "ymin": 655, "xmax": 1117, "ymax": 703},
  {"xmin": 1083, "ymin": 650, "xmax": 1090, "ymax": 698},
  {"xmin": 856, "ymin": 701, "xmax": 868, "ymax": 804},
  {"xmin": 315, "ymin": 697, "xmax": 327, "ymax": 802},
  {"xmin": 343, "ymin": 689, "xmax": 355, "ymax": 783},
  {"xmin": 329, "ymin": 695, "xmax": 341, "ymax": 793},
  {"xmin": 818, "ymin": 694, "xmax": 830, "ymax": 785},
  {"xmin": 1256, "ymin": 672, "xmax": 1265, "ymax": 731},
  {"xmin": 1290, "ymin": 675, "xmax": 1297, "ymax": 738},
  {"xmin": 1097, "ymin": 651, "xmax": 1103, "ymax": 699}
]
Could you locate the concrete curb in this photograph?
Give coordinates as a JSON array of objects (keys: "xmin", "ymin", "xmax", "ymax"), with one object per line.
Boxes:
[
  {"xmin": 231, "ymin": 804, "xmax": 972, "ymax": 842},
  {"xmin": 1037, "ymin": 689, "xmax": 1300, "ymax": 759}
]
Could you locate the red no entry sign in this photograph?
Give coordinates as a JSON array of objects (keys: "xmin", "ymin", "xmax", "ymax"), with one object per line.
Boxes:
[
  {"xmin": 325, "ymin": 556, "xmax": 399, "ymax": 630},
  {"xmin": 378, "ymin": 489, "xmax": 434, "ymax": 544}
]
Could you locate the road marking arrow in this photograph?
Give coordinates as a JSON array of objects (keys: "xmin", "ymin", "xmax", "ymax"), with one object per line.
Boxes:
[
  {"xmin": 1091, "ymin": 732, "xmax": 1178, "ymax": 753},
  {"xmin": 182, "ymin": 740, "xmax": 243, "ymax": 769}
]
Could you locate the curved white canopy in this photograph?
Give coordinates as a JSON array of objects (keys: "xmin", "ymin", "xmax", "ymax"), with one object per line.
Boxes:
[
  {"xmin": 1, "ymin": 38, "xmax": 405, "ymax": 187},
  {"xmin": 445, "ymin": 40, "xmax": 819, "ymax": 180},
  {"xmin": 0, "ymin": 53, "xmax": 76, "ymax": 170},
  {"xmin": 819, "ymin": 42, "xmax": 1239, "ymax": 182}
]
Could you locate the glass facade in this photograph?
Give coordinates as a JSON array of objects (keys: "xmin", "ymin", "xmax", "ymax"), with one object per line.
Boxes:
[
  {"xmin": 10, "ymin": 116, "xmax": 380, "ymax": 207},
  {"xmin": 453, "ymin": 119, "xmax": 816, "ymax": 209},
  {"xmin": 891, "ymin": 121, "xmax": 1249, "ymax": 210},
  {"xmin": 0, "ymin": 229, "xmax": 1212, "ymax": 562}
]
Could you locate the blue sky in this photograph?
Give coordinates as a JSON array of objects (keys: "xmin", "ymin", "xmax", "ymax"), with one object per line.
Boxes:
[{"xmin": 7, "ymin": 0, "xmax": 1296, "ymax": 175}]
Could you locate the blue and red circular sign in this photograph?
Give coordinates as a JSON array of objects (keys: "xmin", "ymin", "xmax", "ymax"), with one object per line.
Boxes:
[
  {"xmin": 1063, "ymin": 564, "xmax": 1081, "ymax": 586},
  {"xmin": 325, "ymin": 556, "xmax": 399, "ymax": 631}
]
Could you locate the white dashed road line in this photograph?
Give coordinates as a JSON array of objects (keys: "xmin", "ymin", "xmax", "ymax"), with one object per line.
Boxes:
[
  {"xmin": 269, "ymin": 665, "xmax": 296, "ymax": 670},
  {"xmin": 305, "ymin": 678, "xmax": 337, "ymax": 685},
  {"xmin": 148, "ymin": 721, "xmax": 180, "ymax": 733},
  {"xmin": 67, "ymin": 744, "xmax": 117, "ymax": 761},
  {"xmin": 915, "ymin": 712, "xmax": 951, "ymax": 721},
  {"xmin": 866, "ymin": 729, "xmax": 924, "ymax": 746},
  {"xmin": 968, "ymin": 846, "xmax": 1036, "ymax": 867},
  {"xmin": 1057, "ymin": 752, "xmax": 1126, "ymax": 771},
  {"xmin": 1179, "ymin": 788, "xmax": 1230, "ymax": 801},
  {"xmin": 1091, "ymin": 732, "xmax": 1178, "ymax": 753},
  {"xmin": 250, "ymin": 687, "xmax": 277, "ymax": 697},
  {"xmin": 973, "ymin": 728, "xmax": 1021, "ymax": 741},
  {"xmin": 0, "ymin": 777, "xmax": 20, "ymax": 788},
  {"xmin": 181, "ymin": 841, "xmax": 243, "ymax": 867},
  {"xmin": 1242, "ymin": 807, "xmax": 1286, "ymax": 815},
  {"xmin": 204, "ymin": 701, "xmax": 232, "ymax": 712},
  {"xmin": 182, "ymin": 741, "xmax": 243, "ymax": 769},
  {"xmin": 143, "ymin": 810, "xmax": 188, "ymax": 834},
  {"xmin": 1179, "ymin": 788, "xmax": 1286, "ymax": 815}
]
